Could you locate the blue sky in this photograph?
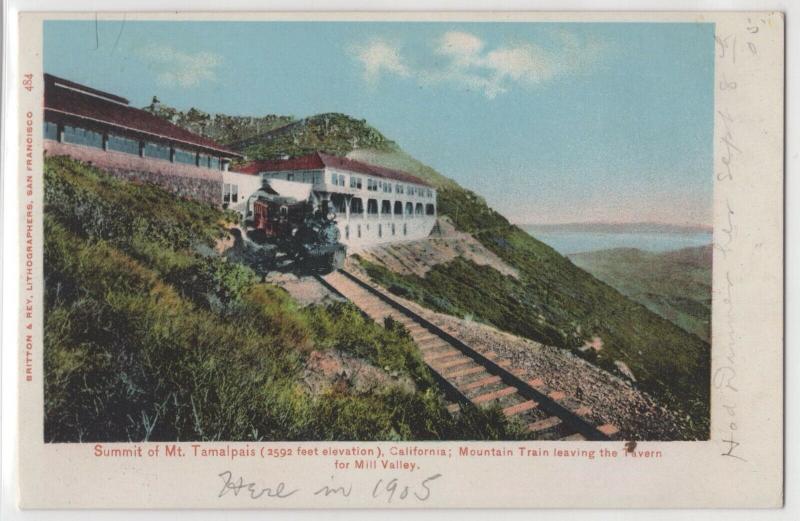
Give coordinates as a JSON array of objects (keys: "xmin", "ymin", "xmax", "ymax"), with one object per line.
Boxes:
[{"xmin": 44, "ymin": 20, "xmax": 714, "ymax": 225}]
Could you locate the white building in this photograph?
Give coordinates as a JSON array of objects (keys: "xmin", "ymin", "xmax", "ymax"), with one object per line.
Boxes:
[{"xmin": 226, "ymin": 152, "xmax": 437, "ymax": 250}]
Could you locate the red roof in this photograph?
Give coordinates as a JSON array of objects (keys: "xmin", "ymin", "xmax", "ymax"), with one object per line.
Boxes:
[
  {"xmin": 43, "ymin": 73, "xmax": 240, "ymax": 157},
  {"xmin": 235, "ymin": 152, "xmax": 432, "ymax": 187}
]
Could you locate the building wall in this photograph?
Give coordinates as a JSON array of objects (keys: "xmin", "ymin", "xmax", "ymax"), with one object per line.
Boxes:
[
  {"xmin": 222, "ymin": 170, "xmax": 264, "ymax": 214},
  {"xmin": 45, "ymin": 140, "xmax": 224, "ymax": 206},
  {"xmin": 336, "ymin": 214, "xmax": 436, "ymax": 251},
  {"xmin": 238, "ymin": 165, "xmax": 438, "ymax": 251}
]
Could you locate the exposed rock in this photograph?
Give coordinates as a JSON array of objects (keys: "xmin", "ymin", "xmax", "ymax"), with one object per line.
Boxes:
[
  {"xmin": 614, "ymin": 360, "xmax": 637, "ymax": 383},
  {"xmin": 264, "ymin": 271, "xmax": 343, "ymax": 306},
  {"xmin": 302, "ymin": 350, "xmax": 416, "ymax": 395},
  {"xmin": 358, "ymin": 216, "xmax": 519, "ymax": 279}
]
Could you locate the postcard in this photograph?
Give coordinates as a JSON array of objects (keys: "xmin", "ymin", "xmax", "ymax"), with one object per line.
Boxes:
[{"xmin": 10, "ymin": 10, "xmax": 784, "ymax": 508}]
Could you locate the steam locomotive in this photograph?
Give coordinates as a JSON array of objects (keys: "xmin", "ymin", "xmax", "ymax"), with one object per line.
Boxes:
[{"xmin": 240, "ymin": 189, "xmax": 346, "ymax": 274}]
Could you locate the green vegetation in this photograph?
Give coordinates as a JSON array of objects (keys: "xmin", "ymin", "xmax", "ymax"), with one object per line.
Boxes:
[
  {"xmin": 155, "ymin": 108, "xmax": 711, "ymax": 438},
  {"xmin": 358, "ymin": 186, "xmax": 710, "ymax": 438},
  {"xmin": 43, "ymin": 156, "xmax": 527, "ymax": 442},
  {"xmin": 234, "ymin": 113, "xmax": 396, "ymax": 161},
  {"xmin": 569, "ymin": 246, "xmax": 712, "ymax": 342},
  {"xmin": 142, "ymin": 98, "xmax": 295, "ymax": 146}
]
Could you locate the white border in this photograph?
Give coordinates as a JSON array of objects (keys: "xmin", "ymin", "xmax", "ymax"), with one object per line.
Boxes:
[{"xmin": 1, "ymin": 1, "xmax": 794, "ymax": 519}]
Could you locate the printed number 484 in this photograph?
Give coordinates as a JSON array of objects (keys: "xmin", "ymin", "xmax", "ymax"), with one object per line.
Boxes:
[{"xmin": 22, "ymin": 73, "xmax": 33, "ymax": 92}]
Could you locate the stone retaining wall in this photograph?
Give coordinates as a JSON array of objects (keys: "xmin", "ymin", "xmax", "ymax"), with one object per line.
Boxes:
[{"xmin": 44, "ymin": 140, "xmax": 223, "ymax": 206}]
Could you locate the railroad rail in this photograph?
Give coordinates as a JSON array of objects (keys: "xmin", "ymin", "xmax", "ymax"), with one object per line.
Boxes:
[{"xmin": 319, "ymin": 268, "xmax": 620, "ymax": 441}]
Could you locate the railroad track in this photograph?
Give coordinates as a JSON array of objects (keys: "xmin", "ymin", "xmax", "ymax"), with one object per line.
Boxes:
[{"xmin": 319, "ymin": 268, "xmax": 619, "ymax": 441}]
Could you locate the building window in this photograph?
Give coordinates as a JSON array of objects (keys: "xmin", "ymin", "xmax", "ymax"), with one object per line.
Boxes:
[
  {"xmin": 345, "ymin": 225, "xmax": 349, "ymax": 240},
  {"xmin": 231, "ymin": 184, "xmax": 239, "ymax": 203},
  {"xmin": 63, "ymin": 125, "xmax": 104, "ymax": 149},
  {"xmin": 331, "ymin": 194, "xmax": 347, "ymax": 214},
  {"xmin": 378, "ymin": 224, "xmax": 382, "ymax": 238},
  {"xmin": 350, "ymin": 176, "xmax": 362, "ymax": 189},
  {"xmin": 405, "ymin": 202, "xmax": 414, "ymax": 216},
  {"xmin": 174, "ymin": 148, "xmax": 196, "ymax": 165},
  {"xmin": 367, "ymin": 199, "xmax": 379, "ymax": 215},
  {"xmin": 426, "ymin": 203, "xmax": 435, "ymax": 215},
  {"xmin": 350, "ymin": 198, "xmax": 364, "ymax": 215},
  {"xmin": 403, "ymin": 223, "xmax": 407, "ymax": 236},
  {"xmin": 381, "ymin": 200, "xmax": 391, "ymax": 215},
  {"xmin": 43, "ymin": 121, "xmax": 59, "ymax": 141},
  {"xmin": 396, "ymin": 184, "xmax": 403, "ymax": 194},
  {"xmin": 367, "ymin": 178, "xmax": 378, "ymax": 191},
  {"xmin": 394, "ymin": 201, "xmax": 403, "ymax": 215},
  {"xmin": 107, "ymin": 134, "xmax": 139, "ymax": 155},
  {"xmin": 384, "ymin": 183, "xmax": 392, "ymax": 193},
  {"xmin": 391, "ymin": 223, "xmax": 396, "ymax": 235},
  {"xmin": 415, "ymin": 203, "xmax": 424, "ymax": 215},
  {"xmin": 427, "ymin": 188, "xmax": 433, "ymax": 198},
  {"xmin": 144, "ymin": 141, "xmax": 171, "ymax": 161},
  {"xmin": 223, "ymin": 183, "xmax": 231, "ymax": 203},
  {"xmin": 198, "ymin": 153, "xmax": 218, "ymax": 169},
  {"xmin": 287, "ymin": 173, "xmax": 294, "ymax": 181},
  {"xmin": 357, "ymin": 224, "xmax": 361, "ymax": 238}
]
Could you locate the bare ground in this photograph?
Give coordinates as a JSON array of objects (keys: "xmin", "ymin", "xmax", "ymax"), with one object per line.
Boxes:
[{"xmin": 357, "ymin": 217, "xmax": 519, "ymax": 279}]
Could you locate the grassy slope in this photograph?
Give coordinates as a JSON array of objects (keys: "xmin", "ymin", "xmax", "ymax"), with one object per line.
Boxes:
[
  {"xmin": 160, "ymin": 109, "xmax": 711, "ymax": 438},
  {"xmin": 43, "ymin": 156, "xmax": 526, "ymax": 442},
  {"xmin": 569, "ymin": 246, "xmax": 712, "ymax": 342}
]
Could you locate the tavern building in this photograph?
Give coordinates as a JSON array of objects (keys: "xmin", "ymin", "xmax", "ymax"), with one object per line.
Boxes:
[
  {"xmin": 228, "ymin": 152, "xmax": 437, "ymax": 250},
  {"xmin": 43, "ymin": 73, "xmax": 241, "ymax": 205}
]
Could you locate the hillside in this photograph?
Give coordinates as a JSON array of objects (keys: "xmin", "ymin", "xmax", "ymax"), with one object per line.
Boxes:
[
  {"xmin": 569, "ymin": 246, "xmax": 712, "ymax": 342},
  {"xmin": 154, "ymin": 106, "xmax": 711, "ymax": 438},
  {"xmin": 43, "ymin": 156, "xmax": 527, "ymax": 442},
  {"xmin": 142, "ymin": 98, "xmax": 295, "ymax": 147},
  {"xmin": 229, "ymin": 113, "xmax": 397, "ymax": 161}
]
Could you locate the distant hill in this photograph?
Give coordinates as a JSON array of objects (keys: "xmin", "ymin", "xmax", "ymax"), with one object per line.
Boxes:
[
  {"xmin": 141, "ymin": 97, "xmax": 295, "ymax": 148},
  {"xmin": 153, "ymin": 104, "xmax": 711, "ymax": 439},
  {"xmin": 569, "ymin": 246, "xmax": 712, "ymax": 342},
  {"xmin": 230, "ymin": 113, "xmax": 397, "ymax": 161},
  {"xmin": 523, "ymin": 222, "xmax": 713, "ymax": 234}
]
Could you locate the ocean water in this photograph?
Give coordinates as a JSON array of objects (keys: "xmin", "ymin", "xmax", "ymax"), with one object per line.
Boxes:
[{"xmin": 524, "ymin": 230, "xmax": 713, "ymax": 255}]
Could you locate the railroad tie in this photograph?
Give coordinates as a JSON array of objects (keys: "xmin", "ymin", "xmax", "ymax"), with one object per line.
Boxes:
[
  {"xmin": 444, "ymin": 365, "xmax": 484, "ymax": 379},
  {"xmin": 415, "ymin": 334, "xmax": 441, "ymax": 346},
  {"xmin": 503, "ymin": 400, "xmax": 538, "ymax": 416},
  {"xmin": 527, "ymin": 416, "xmax": 562, "ymax": 433},
  {"xmin": 434, "ymin": 357, "xmax": 474, "ymax": 371},
  {"xmin": 418, "ymin": 339, "xmax": 451, "ymax": 352},
  {"xmin": 598, "ymin": 424, "xmax": 620, "ymax": 437},
  {"xmin": 324, "ymin": 270, "xmax": 618, "ymax": 440},
  {"xmin": 527, "ymin": 378, "xmax": 545, "ymax": 389},
  {"xmin": 460, "ymin": 375, "xmax": 502, "ymax": 391},
  {"xmin": 424, "ymin": 349, "xmax": 463, "ymax": 363},
  {"xmin": 472, "ymin": 386, "xmax": 517, "ymax": 405}
]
